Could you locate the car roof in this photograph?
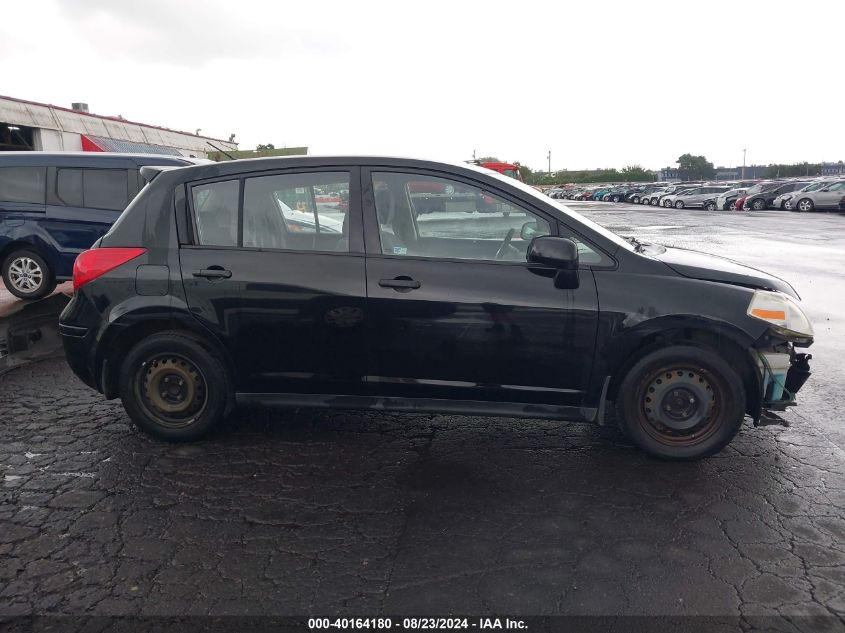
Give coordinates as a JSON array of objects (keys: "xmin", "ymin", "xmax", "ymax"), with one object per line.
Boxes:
[
  {"xmin": 155, "ymin": 155, "xmax": 515, "ymax": 184},
  {"xmin": 0, "ymin": 151, "xmax": 203, "ymax": 168}
]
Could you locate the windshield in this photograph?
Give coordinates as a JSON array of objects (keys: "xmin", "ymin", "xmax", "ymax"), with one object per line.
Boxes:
[{"xmin": 483, "ymin": 170, "xmax": 635, "ymax": 252}]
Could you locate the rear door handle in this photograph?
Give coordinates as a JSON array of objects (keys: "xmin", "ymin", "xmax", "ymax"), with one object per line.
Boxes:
[
  {"xmin": 379, "ymin": 276, "xmax": 421, "ymax": 291},
  {"xmin": 193, "ymin": 268, "xmax": 232, "ymax": 279}
]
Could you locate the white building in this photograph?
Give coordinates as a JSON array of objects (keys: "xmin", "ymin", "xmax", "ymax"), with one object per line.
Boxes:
[{"xmin": 0, "ymin": 94, "xmax": 238, "ymax": 158}]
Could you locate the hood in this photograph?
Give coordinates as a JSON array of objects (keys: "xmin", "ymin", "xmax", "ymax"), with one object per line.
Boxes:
[{"xmin": 651, "ymin": 246, "xmax": 799, "ymax": 299}]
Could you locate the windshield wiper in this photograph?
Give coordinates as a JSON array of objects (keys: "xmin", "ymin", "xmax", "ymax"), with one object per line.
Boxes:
[{"xmin": 625, "ymin": 236, "xmax": 646, "ymax": 253}]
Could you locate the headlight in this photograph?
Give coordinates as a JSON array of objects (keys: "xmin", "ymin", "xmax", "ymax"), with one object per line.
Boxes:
[{"xmin": 747, "ymin": 290, "xmax": 813, "ymax": 339}]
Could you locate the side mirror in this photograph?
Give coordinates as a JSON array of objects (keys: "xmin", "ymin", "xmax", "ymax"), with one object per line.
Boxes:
[
  {"xmin": 528, "ymin": 237, "xmax": 580, "ymax": 289},
  {"xmin": 520, "ymin": 220, "xmax": 541, "ymax": 240},
  {"xmin": 821, "ymin": 188, "xmax": 830, "ymax": 192}
]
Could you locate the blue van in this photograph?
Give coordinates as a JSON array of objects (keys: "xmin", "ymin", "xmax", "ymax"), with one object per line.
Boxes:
[{"xmin": 0, "ymin": 152, "xmax": 199, "ymax": 299}]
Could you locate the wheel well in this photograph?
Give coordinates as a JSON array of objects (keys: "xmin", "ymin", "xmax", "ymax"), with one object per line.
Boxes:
[
  {"xmin": 100, "ymin": 320, "xmax": 235, "ymax": 399},
  {"xmin": 0, "ymin": 240, "xmax": 46, "ymax": 266},
  {"xmin": 607, "ymin": 328, "xmax": 761, "ymax": 418}
]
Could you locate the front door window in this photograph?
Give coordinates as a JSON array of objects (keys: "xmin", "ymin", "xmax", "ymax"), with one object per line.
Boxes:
[{"xmin": 371, "ymin": 172, "xmax": 550, "ymax": 262}]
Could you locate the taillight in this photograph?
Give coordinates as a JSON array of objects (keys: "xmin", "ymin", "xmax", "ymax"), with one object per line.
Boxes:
[{"xmin": 73, "ymin": 247, "xmax": 147, "ymax": 290}]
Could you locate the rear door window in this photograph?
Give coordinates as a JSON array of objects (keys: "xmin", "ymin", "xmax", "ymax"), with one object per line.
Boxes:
[
  {"xmin": 0, "ymin": 166, "xmax": 47, "ymax": 204},
  {"xmin": 56, "ymin": 168, "xmax": 130, "ymax": 210},
  {"xmin": 242, "ymin": 171, "xmax": 350, "ymax": 252},
  {"xmin": 84, "ymin": 170, "xmax": 129, "ymax": 211}
]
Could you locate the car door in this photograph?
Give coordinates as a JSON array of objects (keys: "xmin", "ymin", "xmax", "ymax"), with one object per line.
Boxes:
[
  {"xmin": 180, "ymin": 168, "xmax": 368, "ymax": 395},
  {"xmin": 361, "ymin": 168, "xmax": 600, "ymax": 410},
  {"xmin": 816, "ymin": 182, "xmax": 845, "ymax": 208}
]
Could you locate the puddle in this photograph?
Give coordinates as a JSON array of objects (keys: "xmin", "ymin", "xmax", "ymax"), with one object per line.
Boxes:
[{"xmin": 0, "ymin": 293, "xmax": 70, "ymax": 374}]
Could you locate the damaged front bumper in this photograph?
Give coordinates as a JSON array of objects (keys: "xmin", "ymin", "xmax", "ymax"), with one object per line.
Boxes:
[{"xmin": 752, "ymin": 323, "xmax": 813, "ymax": 423}]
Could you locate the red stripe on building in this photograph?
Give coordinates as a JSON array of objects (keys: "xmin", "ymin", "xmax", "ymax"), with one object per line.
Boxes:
[{"xmin": 80, "ymin": 134, "xmax": 105, "ymax": 152}]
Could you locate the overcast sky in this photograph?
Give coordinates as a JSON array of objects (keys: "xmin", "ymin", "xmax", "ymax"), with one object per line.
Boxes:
[{"xmin": 2, "ymin": 0, "xmax": 843, "ymax": 171}]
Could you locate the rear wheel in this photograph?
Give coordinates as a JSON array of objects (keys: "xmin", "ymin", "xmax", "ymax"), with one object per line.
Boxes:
[
  {"xmin": 617, "ymin": 346, "xmax": 745, "ymax": 460},
  {"xmin": 1, "ymin": 249, "xmax": 56, "ymax": 300},
  {"xmin": 612, "ymin": 195, "xmax": 621, "ymax": 203},
  {"xmin": 119, "ymin": 332, "xmax": 231, "ymax": 441},
  {"xmin": 704, "ymin": 201, "xmax": 717, "ymax": 211},
  {"xmin": 632, "ymin": 195, "xmax": 640, "ymax": 204},
  {"xmin": 751, "ymin": 198, "xmax": 766, "ymax": 211}
]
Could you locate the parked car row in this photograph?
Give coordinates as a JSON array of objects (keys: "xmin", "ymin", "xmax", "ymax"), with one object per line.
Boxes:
[{"xmin": 545, "ymin": 177, "xmax": 845, "ymax": 212}]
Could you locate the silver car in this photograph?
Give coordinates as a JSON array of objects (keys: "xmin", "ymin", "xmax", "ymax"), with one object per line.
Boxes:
[
  {"xmin": 668, "ymin": 186, "xmax": 732, "ymax": 209},
  {"xmin": 785, "ymin": 180, "xmax": 845, "ymax": 212}
]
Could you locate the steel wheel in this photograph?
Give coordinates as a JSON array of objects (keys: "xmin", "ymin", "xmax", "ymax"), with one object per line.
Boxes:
[
  {"xmin": 136, "ymin": 354, "xmax": 208, "ymax": 428},
  {"xmin": 639, "ymin": 366, "xmax": 721, "ymax": 447},
  {"xmin": 8, "ymin": 256, "xmax": 44, "ymax": 294}
]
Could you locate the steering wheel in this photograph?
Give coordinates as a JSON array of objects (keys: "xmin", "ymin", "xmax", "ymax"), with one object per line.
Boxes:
[{"xmin": 495, "ymin": 228, "xmax": 517, "ymax": 260}]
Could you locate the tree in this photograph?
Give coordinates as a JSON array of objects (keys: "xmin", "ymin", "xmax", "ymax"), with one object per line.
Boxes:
[
  {"xmin": 766, "ymin": 163, "xmax": 821, "ymax": 178},
  {"xmin": 622, "ymin": 165, "xmax": 656, "ymax": 181},
  {"xmin": 256, "ymin": 143, "xmax": 276, "ymax": 151},
  {"xmin": 514, "ymin": 161, "xmax": 533, "ymax": 183},
  {"xmin": 476, "ymin": 156, "xmax": 501, "ymax": 163},
  {"xmin": 676, "ymin": 154, "xmax": 715, "ymax": 180}
]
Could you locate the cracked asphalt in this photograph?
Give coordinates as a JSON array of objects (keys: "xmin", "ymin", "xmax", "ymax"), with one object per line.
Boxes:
[{"xmin": 1, "ymin": 203, "xmax": 844, "ymax": 624}]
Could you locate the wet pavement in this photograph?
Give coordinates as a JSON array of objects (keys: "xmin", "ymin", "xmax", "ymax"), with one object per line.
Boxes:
[{"xmin": 0, "ymin": 204, "xmax": 844, "ymax": 625}]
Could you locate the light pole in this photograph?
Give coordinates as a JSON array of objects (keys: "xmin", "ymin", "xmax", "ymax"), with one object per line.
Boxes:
[
  {"xmin": 742, "ymin": 148, "xmax": 746, "ymax": 180},
  {"xmin": 547, "ymin": 150, "xmax": 551, "ymax": 176}
]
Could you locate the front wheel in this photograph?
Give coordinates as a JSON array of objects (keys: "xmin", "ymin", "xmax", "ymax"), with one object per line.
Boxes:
[
  {"xmin": 617, "ymin": 345, "xmax": 745, "ymax": 460},
  {"xmin": 674, "ymin": 200, "xmax": 685, "ymax": 209},
  {"xmin": 612, "ymin": 195, "xmax": 621, "ymax": 203},
  {"xmin": 119, "ymin": 332, "xmax": 231, "ymax": 441},
  {"xmin": 2, "ymin": 249, "xmax": 57, "ymax": 300},
  {"xmin": 796, "ymin": 198, "xmax": 814, "ymax": 212},
  {"xmin": 751, "ymin": 198, "xmax": 766, "ymax": 211},
  {"xmin": 632, "ymin": 195, "xmax": 640, "ymax": 204},
  {"xmin": 704, "ymin": 201, "xmax": 717, "ymax": 211}
]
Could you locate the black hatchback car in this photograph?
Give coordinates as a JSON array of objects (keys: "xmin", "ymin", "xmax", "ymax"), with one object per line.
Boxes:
[{"xmin": 59, "ymin": 157, "xmax": 814, "ymax": 460}]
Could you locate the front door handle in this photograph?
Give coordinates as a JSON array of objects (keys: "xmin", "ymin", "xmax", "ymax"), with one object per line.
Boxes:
[
  {"xmin": 193, "ymin": 267, "xmax": 232, "ymax": 279},
  {"xmin": 379, "ymin": 276, "xmax": 421, "ymax": 291}
]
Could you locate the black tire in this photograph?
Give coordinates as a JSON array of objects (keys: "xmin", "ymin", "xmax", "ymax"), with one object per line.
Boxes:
[
  {"xmin": 674, "ymin": 200, "xmax": 685, "ymax": 209},
  {"xmin": 632, "ymin": 195, "xmax": 640, "ymax": 204},
  {"xmin": 795, "ymin": 198, "xmax": 814, "ymax": 213},
  {"xmin": 616, "ymin": 345, "xmax": 745, "ymax": 460},
  {"xmin": 612, "ymin": 195, "xmax": 621, "ymax": 203},
  {"xmin": 704, "ymin": 201, "xmax": 717, "ymax": 211},
  {"xmin": 119, "ymin": 331, "xmax": 231, "ymax": 441},
  {"xmin": 1, "ymin": 249, "xmax": 57, "ymax": 300},
  {"xmin": 751, "ymin": 198, "xmax": 766, "ymax": 211}
]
